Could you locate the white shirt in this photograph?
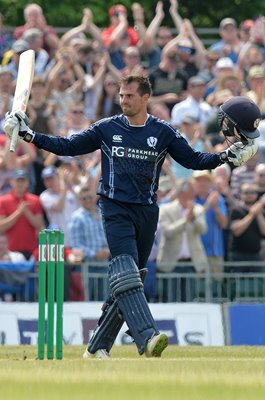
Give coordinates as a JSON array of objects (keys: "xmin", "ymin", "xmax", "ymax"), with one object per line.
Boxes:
[{"xmin": 171, "ymin": 95, "xmax": 213, "ymax": 127}]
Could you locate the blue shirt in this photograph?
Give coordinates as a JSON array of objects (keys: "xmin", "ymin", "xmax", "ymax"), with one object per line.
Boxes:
[
  {"xmin": 33, "ymin": 114, "xmax": 221, "ymax": 205},
  {"xmin": 68, "ymin": 206, "xmax": 107, "ymax": 260},
  {"xmin": 195, "ymin": 195, "xmax": 227, "ymax": 257}
]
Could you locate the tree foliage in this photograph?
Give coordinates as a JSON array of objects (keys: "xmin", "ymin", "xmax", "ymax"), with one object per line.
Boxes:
[{"xmin": 1, "ymin": 0, "xmax": 264, "ymax": 29}]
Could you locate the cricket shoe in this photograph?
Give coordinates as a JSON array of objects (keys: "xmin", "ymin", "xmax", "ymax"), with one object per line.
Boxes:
[
  {"xmin": 83, "ymin": 349, "xmax": 110, "ymax": 359},
  {"xmin": 145, "ymin": 333, "xmax": 168, "ymax": 358}
]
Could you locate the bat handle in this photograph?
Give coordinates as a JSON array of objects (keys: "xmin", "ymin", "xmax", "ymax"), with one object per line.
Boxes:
[{"xmin": 9, "ymin": 125, "xmax": 19, "ymax": 153}]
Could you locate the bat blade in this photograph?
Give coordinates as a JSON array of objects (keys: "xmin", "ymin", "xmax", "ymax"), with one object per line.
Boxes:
[{"xmin": 9, "ymin": 49, "xmax": 35, "ymax": 152}]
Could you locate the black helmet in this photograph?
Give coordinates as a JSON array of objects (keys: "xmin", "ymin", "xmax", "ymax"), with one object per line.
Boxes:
[{"xmin": 218, "ymin": 96, "xmax": 261, "ymax": 143}]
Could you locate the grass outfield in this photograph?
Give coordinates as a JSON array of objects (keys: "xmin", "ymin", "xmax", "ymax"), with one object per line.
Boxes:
[{"xmin": 1, "ymin": 346, "xmax": 265, "ymax": 400}]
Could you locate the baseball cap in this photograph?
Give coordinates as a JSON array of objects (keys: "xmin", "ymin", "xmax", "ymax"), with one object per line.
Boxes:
[
  {"xmin": 216, "ymin": 57, "xmax": 234, "ymax": 70},
  {"xmin": 41, "ymin": 166, "xmax": 57, "ymax": 179},
  {"xmin": 12, "ymin": 39, "xmax": 29, "ymax": 53},
  {"xmin": 248, "ymin": 65, "xmax": 265, "ymax": 79},
  {"xmin": 12, "ymin": 169, "xmax": 28, "ymax": 180},
  {"xmin": 220, "ymin": 96, "xmax": 261, "ymax": 139},
  {"xmin": 219, "ymin": 18, "xmax": 237, "ymax": 29}
]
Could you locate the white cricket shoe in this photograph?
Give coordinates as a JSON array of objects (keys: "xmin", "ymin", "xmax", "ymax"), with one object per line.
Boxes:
[
  {"xmin": 145, "ymin": 333, "xmax": 168, "ymax": 358},
  {"xmin": 83, "ymin": 349, "xmax": 110, "ymax": 359}
]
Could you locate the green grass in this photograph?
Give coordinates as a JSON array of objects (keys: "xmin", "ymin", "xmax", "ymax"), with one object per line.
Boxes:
[{"xmin": 1, "ymin": 346, "xmax": 265, "ymax": 400}]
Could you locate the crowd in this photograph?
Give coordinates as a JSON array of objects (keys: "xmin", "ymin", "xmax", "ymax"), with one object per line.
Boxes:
[{"xmin": 0, "ymin": 2, "xmax": 264, "ymax": 302}]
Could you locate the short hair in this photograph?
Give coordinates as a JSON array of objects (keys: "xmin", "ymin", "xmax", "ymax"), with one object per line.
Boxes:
[{"xmin": 119, "ymin": 75, "xmax": 152, "ymax": 96}]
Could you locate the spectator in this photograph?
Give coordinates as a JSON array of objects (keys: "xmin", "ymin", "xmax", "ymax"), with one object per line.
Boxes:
[
  {"xmin": 0, "ymin": 13, "xmax": 13, "ymax": 63},
  {"xmin": 0, "ymin": 67, "xmax": 14, "ymax": 133},
  {"xmin": 199, "ymin": 49, "xmax": 220, "ymax": 84},
  {"xmin": 0, "ymin": 168, "xmax": 44, "ymax": 259},
  {"xmin": 254, "ymin": 163, "xmax": 265, "ymax": 199},
  {"xmin": 157, "ymin": 178, "xmax": 209, "ymax": 301},
  {"xmin": 209, "ymin": 17, "xmax": 243, "ymax": 64},
  {"xmin": 102, "ymin": 4, "xmax": 139, "ymax": 70},
  {"xmin": 120, "ymin": 46, "xmax": 147, "ymax": 77},
  {"xmin": 157, "ymin": 175, "xmax": 178, "ymax": 205},
  {"xmin": 246, "ymin": 65, "xmax": 265, "ymax": 115},
  {"xmin": 239, "ymin": 44, "xmax": 264, "ymax": 87},
  {"xmin": 22, "ymin": 28, "xmax": 50, "ymax": 78},
  {"xmin": 171, "ymin": 115, "xmax": 213, "ymax": 180},
  {"xmin": 47, "ymin": 46, "xmax": 85, "ymax": 129},
  {"xmin": 3, "ymin": 39, "xmax": 29, "ymax": 79},
  {"xmin": 239, "ymin": 19, "xmax": 254, "ymax": 44},
  {"xmin": 205, "ymin": 56, "xmax": 236, "ymax": 98},
  {"xmin": 95, "ymin": 74, "xmax": 121, "ymax": 120},
  {"xmin": 228, "ymin": 182, "xmax": 265, "ymax": 270},
  {"xmin": 171, "ymin": 75, "xmax": 213, "ymax": 129},
  {"xmin": 148, "ymin": 47, "xmax": 188, "ymax": 111},
  {"xmin": 68, "ymin": 183, "xmax": 110, "ymax": 300},
  {"xmin": 193, "ymin": 170, "xmax": 228, "ymax": 279},
  {"xmin": 230, "ymin": 151, "xmax": 260, "ymax": 199},
  {"xmin": 39, "ymin": 166, "xmax": 79, "ymax": 246},
  {"xmin": 13, "ymin": 3, "xmax": 59, "ymax": 57}
]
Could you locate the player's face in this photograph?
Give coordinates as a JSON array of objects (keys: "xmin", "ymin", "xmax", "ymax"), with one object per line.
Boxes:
[{"xmin": 119, "ymin": 82, "xmax": 147, "ymax": 117}]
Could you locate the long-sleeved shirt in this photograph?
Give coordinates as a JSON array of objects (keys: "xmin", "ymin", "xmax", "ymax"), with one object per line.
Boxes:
[
  {"xmin": 68, "ymin": 206, "xmax": 107, "ymax": 260},
  {"xmin": 33, "ymin": 114, "xmax": 221, "ymax": 205}
]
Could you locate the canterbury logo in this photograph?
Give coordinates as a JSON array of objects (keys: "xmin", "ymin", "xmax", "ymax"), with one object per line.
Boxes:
[{"xmin": 113, "ymin": 135, "xmax": 122, "ymax": 142}]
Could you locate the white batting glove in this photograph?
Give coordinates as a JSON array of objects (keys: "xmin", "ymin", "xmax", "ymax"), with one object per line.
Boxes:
[
  {"xmin": 4, "ymin": 111, "xmax": 34, "ymax": 143},
  {"xmin": 224, "ymin": 141, "xmax": 258, "ymax": 167}
]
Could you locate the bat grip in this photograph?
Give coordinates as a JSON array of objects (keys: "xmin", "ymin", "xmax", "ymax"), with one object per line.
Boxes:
[{"xmin": 9, "ymin": 125, "xmax": 19, "ymax": 153}]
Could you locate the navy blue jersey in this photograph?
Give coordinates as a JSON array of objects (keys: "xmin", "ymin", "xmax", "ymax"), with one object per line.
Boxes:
[{"xmin": 33, "ymin": 114, "xmax": 221, "ymax": 204}]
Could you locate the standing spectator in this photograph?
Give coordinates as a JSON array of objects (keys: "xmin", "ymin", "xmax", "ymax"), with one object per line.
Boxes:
[
  {"xmin": 246, "ymin": 65, "xmax": 265, "ymax": 115},
  {"xmin": 95, "ymin": 74, "xmax": 121, "ymax": 120},
  {"xmin": 230, "ymin": 151, "xmax": 260, "ymax": 199},
  {"xmin": 228, "ymin": 182, "xmax": 265, "ymax": 269},
  {"xmin": 0, "ymin": 13, "xmax": 13, "ymax": 63},
  {"xmin": 120, "ymin": 46, "xmax": 147, "ymax": 77},
  {"xmin": 3, "ymin": 39, "xmax": 29, "ymax": 79},
  {"xmin": 255, "ymin": 163, "xmax": 265, "ymax": 199},
  {"xmin": 193, "ymin": 170, "xmax": 228, "ymax": 278},
  {"xmin": 209, "ymin": 18, "xmax": 243, "ymax": 64},
  {"xmin": 0, "ymin": 68, "xmax": 13, "ymax": 133},
  {"xmin": 39, "ymin": 166, "xmax": 79, "ymax": 247},
  {"xmin": 157, "ymin": 178, "xmax": 209, "ymax": 301},
  {"xmin": 171, "ymin": 75, "xmax": 213, "ymax": 129},
  {"xmin": 13, "ymin": 3, "xmax": 59, "ymax": 57},
  {"xmin": 68, "ymin": 184, "xmax": 110, "ymax": 300},
  {"xmin": 205, "ymin": 57, "xmax": 236, "ymax": 98},
  {"xmin": 22, "ymin": 28, "xmax": 50, "ymax": 78},
  {"xmin": 0, "ymin": 169, "xmax": 44, "ymax": 259},
  {"xmin": 171, "ymin": 115, "xmax": 213, "ymax": 181}
]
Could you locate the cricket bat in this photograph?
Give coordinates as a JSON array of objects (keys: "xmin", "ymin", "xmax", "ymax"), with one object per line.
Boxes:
[{"xmin": 9, "ymin": 49, "xmax": 35, "ymax": 152}]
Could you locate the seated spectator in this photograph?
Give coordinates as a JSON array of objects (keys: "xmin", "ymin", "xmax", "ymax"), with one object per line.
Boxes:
[
  {"xmin": 198, "ymin": 49, "xmax": 220, "ymax": 84},
  {"xmin": 68, "ymin": 183, "xmax": 110, "ymax": 300},
  {"xmin": 0, "ymin": 67, "xmax": 14, "ymax": 132},
  {"xmin": 239, "ymin": 19, "xmax": 254, "ymax": 44},
  {"xmin": 120, "ymin": 46, "xmax": 147, "ymax": 77},
  {"xmin": 254, "ymin": 163, "xmax": 265, "ymax": 199},
  {"xmin": 209, "ymin": 17, "xmax": 243, "ymax": 64},
  {"xmin": 0, "ymin": 169, "xmax": 44, "ymax": 259},
  {"xmin": 13, "ymin": 3, "xmax": 59, "ymax": 57},
  {"xmin": 157, "ymin": 178, "xmax": 209, "ymax": 301},
  {"xmin": 228, "ymin": 182, "xmax": 265, "ymax": 270},
  {"xmin": 239, "ymin": 44, "xmax": 264, "ymax": 88},
  {"xmin": 193, "ymin": 170, "xmax": 228, "ymax": 279},
  {"xmin": 171, "ymin": 75, "xmax": 213, "ymax": 129}
]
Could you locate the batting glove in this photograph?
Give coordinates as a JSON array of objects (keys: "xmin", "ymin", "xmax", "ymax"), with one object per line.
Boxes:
[
  {"xmin": 220, "ymin": 141, "xmax": 258, "ymax": 167},
  {"xmin": 4, "ymin": 111, "xmax": 35, "ymax": 143}
]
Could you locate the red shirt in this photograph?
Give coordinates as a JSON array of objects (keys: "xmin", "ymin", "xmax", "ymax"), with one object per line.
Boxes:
[
  {"xmin": 102, "ymin": 26, "xmax": 138, "ymax": 47},
  {"xmin": 0, "ymin": 190, "xmax": 43, "ymax": 252}
]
